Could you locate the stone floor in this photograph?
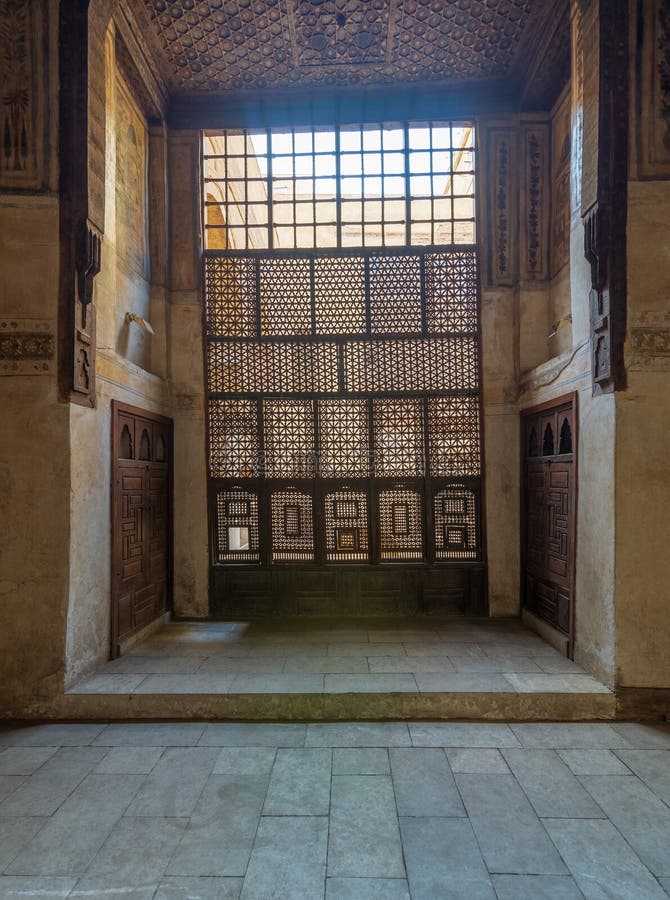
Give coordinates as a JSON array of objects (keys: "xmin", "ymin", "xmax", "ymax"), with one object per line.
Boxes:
[
  {"xmin": 72, "ymin": 618, "xmax": 608, "ymax": 696},
  {"xmin": 1, "ymin": 719, "xmax": 670, "ymax": 898}
]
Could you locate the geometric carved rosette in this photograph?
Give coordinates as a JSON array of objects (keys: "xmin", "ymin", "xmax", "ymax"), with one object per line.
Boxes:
[
  {"xmin": 425, "ymin": 250, "xmax": 479, "ymax": 332},
  {"xmin": 428, "ymin": 397, "xmax": 481, "ymax": 477},
  {"xmin": 208, "ymin": 399, "xmax": 259, "ymax": 477},
  {"xmin": 205, "ymin": 255, "xmax": 256, "ymax": 337},
  {"xmin": 317, "ymin": 399, "xmax": 369, "ymax": 477}
]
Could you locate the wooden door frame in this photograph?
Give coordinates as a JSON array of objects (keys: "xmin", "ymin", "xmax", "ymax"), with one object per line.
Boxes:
[
  {"xmin": 111, "ymin": 400, "xmax": 174, "ymax": 658},
  {"xmin": 520, "ymin": 392, "xmax": 578, "ymax": 658}
]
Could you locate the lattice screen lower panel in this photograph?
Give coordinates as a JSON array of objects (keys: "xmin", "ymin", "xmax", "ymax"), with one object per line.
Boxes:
[{"xmin": 206, "ymin": 247, "xmax": 482, "ymax": 568}]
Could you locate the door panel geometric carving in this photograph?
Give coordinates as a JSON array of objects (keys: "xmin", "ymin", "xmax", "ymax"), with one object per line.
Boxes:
[
  {"xmin": 522, "ymin": 398, "xmax": 576, "ymax": 646},
  {"xmin": 112, "ymin": 404, "xmax": 172, "ymax": 657}
]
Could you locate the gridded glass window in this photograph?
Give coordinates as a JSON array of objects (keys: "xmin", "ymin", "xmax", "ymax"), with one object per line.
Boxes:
[{"xmin": 203, "ymin": 122, "xmax": 475, "ymax": 250}]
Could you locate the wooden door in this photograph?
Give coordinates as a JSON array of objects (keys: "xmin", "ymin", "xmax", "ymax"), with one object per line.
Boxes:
[
  {"xmin": 111, "ymin": 402, "xmax": 172, "ymax": 657},
  {"xmin": 522, "ymin": 396, "xmax": 577, "ymax": 652}
]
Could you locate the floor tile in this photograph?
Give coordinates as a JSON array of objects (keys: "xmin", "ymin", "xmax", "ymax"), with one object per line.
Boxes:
[
  {"xmin": 0, "ymin": 776, "xmax": 25, "ymax": 803},
  {"xmin": 0, "ymin": 817, "xmax": 47, "ymax": 871},
  {"xmin": 332, "ymin": 748, "xmax": 389, "ymax": 775},
  {"xmin": 501, "ymin": 749, "xmax": 604, "ymax": 818},
  {"xmin": 263, "ymin": 749, "xmax": 331, "ymax": 815},
  {"xmin": 199, "ymin": 723, "xmax": 306, "ymax": 747},
  {"xmin": 509, "ymin": 723, "xmax": 632, "ymax": 749},
  {"xmin": 283, "ymin": 656, "xmax": 369, "ymax": 674},
  {"xmin": 414, "ymin": 673, "xmax": 513, "ymax": 692},
  {"xmin": 93, "ymin": 747, "xmax": 165, "ymax": 775},
  {"xmin": 327, "ymin": 775, "xmax": 405, "ymax": 878},
  {"xmin": 103, "ymin": 656, "xmax": 206, "ymax": 674},
  {"xmin": 503, "ymin": 673, "xmax": 611, "ymax": 693},
  {"xmin": 446, "ymin": 748, "xmax": 509, "ymax": 774},
  {"xmin": 324, "ymin": 674, "xmax": 417, "ymax": 693},
  {"xmin": 0, "ymin": 746, "xmax": 58, "ymax": 775},
  {"xmin": 455, "ymin": 774, "xmax": 567, "ymax": 875},
  {"xmin": 454, "ymin": 657, "xmax": 545, "ymax": 673},
  {"xmin": 0, "ymin": 876, "xmax": 77, "ymax": 897},
  {"xmin": 306, "ymin": 723, "xmax": 411, "ymax": 747},
  {"xmin": 545, "ymin": 818, "xmax": 667, "ymax": 899},
  {"xmin": 84, "ymin": 816, "xmax": 187, "ymax": 886},
  {"xmin": 367, "ymin": 656, "xmax": 454, "ymax": 673},
  {"xmin": 69, "ymin": 674, "xmax": 146, "ymax": 694},
  {"xmin": 213, "ymin": 747, "xmax": 276, "ymax": 775},
  {"xmin": 0, "ymin": 725, "xmax": 105, "ymax": 747},
  {"xmin": 133, "ymin": 673, "xmax": 237, "ymax": 693},
  {"xmin": 197, "ymin": 657, "xmax": 286, "ymax": 674},
  {"xmin": 125, "ymin": 748, "xmax": 218, "ymax": 817},
  {"xmin": 614, "ymin": 750, "xmax": 670, "ymax": 804},
  {"xmin": 390, "ymin": 748, "xmax": 464, "ymax": 817},
  {"xmin": 6, "ymin": 774, "xmax": 144, "ymax": 876},
  {"xmin": 240, "ymin": 815, "xmax": 328, "ymax": 900},
  {"xmin": 534, "ymin": 657, "xmax": 589, "ymax": 675},
  {"xmin": 327, "ymin": 643, "xmax": 405, "ymax": 657},
  {"xmin": 155, "ymin": 877, "xmax": 243, "ymax": 899},
  {"xmin": 166, "ymin": 775, "xmax": 269, "ymax": 877},
  {"xmin": 326, "ymin": 877, "xmax": 409, "ymax": 899},
  {"xmin": 579, "ymin": 775, "xmax": 670, "ymax": 876},
  {"xmin": 0, "ymin": 747, "xmax": 108, "ymax": 817},
  {"xmin": 69, "ymin": 880, "xmax": 155, "ymax": 899},
  {"xmin": 558, "ymin": 748, "xmax": 631, "ymax": 776},
  {"xmin": 610, "ymin": 723, "xmax": 670, "ymax": 749},
  {"xmin": 400, "ymin": 817, "xmax": 494, "ymax": 900},
  {"xmin": 491, "ymin": 874, "xmax": 584, "ymax": 899},
  {"xmin": 94, "ymin": 724, "xmax": 206, "ymax": 747},
  {"xmin": 229, "ymin": 673, "xmax": 324, "ymax": 693},
  {"xmin": 409, "ymin": 722, "xmax": 520, "ymax": 748}
]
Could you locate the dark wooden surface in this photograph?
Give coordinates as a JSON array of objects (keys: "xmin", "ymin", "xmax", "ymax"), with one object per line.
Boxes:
[
  {"xmin": 111, "ymin": 402, "xmax": 173, "ymax": 657},
  {"xmin": 521, "ymin": 396, "xmax": 577, "ymax": 650}
]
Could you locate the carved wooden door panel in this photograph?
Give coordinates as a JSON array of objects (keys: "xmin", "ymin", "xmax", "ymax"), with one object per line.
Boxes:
[
  {"xmin": 112, "ymin": 403, "xmax": 172, "ymax": 657},
  {"xmin": 522, "ymin": 397, "xmax": 576, "ymax": 650}
]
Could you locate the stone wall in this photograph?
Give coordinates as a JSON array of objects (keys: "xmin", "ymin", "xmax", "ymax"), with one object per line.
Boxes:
[{"xmin": 64, "ymin": 22, "xmax": 169, "ymax": 686}]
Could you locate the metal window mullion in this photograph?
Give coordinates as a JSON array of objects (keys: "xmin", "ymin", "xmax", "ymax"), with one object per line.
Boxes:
[
  {"xmin": 267, "ymin": 128, "xmax": 274, "ymax": 251},
  {"xmin": 336, "ymin": 127, "xmax": 342, "ymax": 248},
  {"xmin": 403, "ymin": 123, "xmax": 411, "ymax": 247}
]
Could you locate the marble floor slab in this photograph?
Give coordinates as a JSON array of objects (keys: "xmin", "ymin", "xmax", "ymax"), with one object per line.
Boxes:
[{"xmin": 1, "ymin": 718, "xmax": 669, "ymax": 898}]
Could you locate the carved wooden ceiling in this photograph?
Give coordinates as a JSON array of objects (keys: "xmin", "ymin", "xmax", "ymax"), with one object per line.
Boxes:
[{"xmin": 141, "ymin": 0, "xmax": 560, "ymax": 95}]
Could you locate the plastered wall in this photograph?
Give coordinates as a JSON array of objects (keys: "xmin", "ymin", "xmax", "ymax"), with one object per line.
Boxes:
[{"xmin": 64, "ymin": 25, "xmax": 170, "ymax": 685}]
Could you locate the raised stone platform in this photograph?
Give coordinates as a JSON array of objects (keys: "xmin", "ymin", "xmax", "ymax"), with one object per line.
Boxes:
[{"xmin": 59, "ymin": 618, "xmax": 616, "ymax": 721}]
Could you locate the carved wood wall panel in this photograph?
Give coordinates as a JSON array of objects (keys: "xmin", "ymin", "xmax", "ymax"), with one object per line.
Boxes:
[
  {"xmin": 635, "ymin": 0, "xmax": 670, "ymax": 178},
  {"xmin": 486, "ymin": 127, "xmax": 517, "ymax": 286},
  {"xmin": 111, "ymin": 402, "xmax": 172, "ymax": 656},
  {"xmin": 520, "ymin": 123, "xmax": 550, "ymax": 281},
  {"xmin": 0, "ymin": 0, "xmax": 52, "ymax": 190}
]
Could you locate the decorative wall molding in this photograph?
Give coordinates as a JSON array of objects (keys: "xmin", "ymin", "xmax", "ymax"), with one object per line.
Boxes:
[
  {"xmin": 0, "ymin": 318, "xmax": 55, "ymax": 375},
  {"xmin": 487, "ymin": 127, "xmax": 517, "ymax": 286},
  {"xmin": 520, "ymin": 122, "xmax": 550, "ymax": 281},
  {"xmin": 635, "ymin": 0, "xmax": 670, "ymax": 178},
  {"xmin": 628, "ymin": 325, "xmax": 670, "ymax": 369},
  {"xmin": 0, "ymin": 0, "xmax": 51, "ymax": 190}
]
